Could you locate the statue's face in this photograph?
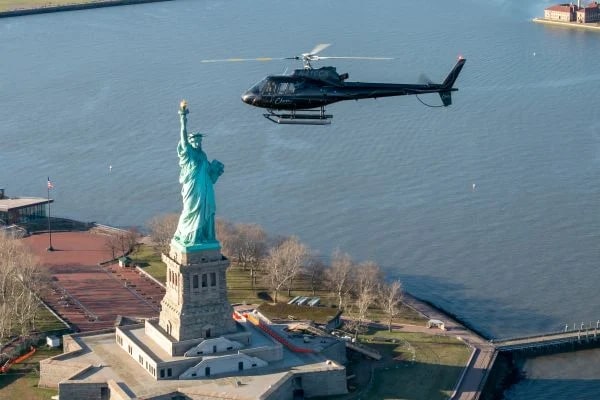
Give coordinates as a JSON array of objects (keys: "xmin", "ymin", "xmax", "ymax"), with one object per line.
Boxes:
[{"xmin": 189, "ymin": 136, "xmax": 202, "ymax": 149}]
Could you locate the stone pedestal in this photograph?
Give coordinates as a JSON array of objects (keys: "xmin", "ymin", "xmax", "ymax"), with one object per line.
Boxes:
[{"xmin": 158, "ymin": 242, "xmax": 237, "ymax": 342}]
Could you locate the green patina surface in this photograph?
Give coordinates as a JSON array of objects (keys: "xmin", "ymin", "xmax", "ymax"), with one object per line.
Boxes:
[{"xmin": 172, "ymin": 104, "xmax": 225, "ymax": 249}]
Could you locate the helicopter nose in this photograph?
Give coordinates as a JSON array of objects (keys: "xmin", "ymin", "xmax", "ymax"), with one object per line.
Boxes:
[{"xmin": 241, "ymin": 92, "xmax": 255, "ymax": 105}]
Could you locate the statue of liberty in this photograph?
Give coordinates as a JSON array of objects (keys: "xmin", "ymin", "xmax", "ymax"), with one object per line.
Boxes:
[{"xmin": 173, "ymin": 101, "xmax": 224, "ymax": 249}]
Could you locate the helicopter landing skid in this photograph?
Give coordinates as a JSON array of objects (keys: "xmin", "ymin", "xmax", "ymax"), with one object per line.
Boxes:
[{"xmin": 264, "ymin": 108, "xmax": 332, "ymax": 125}]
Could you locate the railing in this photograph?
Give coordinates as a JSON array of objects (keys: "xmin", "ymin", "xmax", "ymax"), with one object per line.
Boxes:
[
  {"xmin": 244, "ymin": 313, "xmax": 315, "ymax": 353},
  {"xmin": 494, "ymin": 328, "xmax": 600, "ymax": 352}
]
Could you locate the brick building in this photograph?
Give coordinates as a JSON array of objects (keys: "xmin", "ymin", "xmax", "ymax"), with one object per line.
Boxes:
[{"xmin": 544, "ymin": 2, "xmax": 600, "ymax": 23}]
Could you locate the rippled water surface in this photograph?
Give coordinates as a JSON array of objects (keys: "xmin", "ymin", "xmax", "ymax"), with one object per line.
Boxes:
[{"xmin": 2, "ymin": 1, "xmax": 600, "ymax": 398}]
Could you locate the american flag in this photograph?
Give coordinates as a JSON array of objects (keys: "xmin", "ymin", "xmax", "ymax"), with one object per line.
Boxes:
[{"xmin": 47, "ymin": 177, "xmax": 53, "ymax": 189}]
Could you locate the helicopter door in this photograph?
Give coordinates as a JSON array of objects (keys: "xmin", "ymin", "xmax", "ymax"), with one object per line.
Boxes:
[{"xmin": 276, "ymin": 82, "xmax": 295, "ymax": 95}]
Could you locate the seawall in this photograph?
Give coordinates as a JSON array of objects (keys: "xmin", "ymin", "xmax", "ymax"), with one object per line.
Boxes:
[
  {"xmin": 533, "ymin": 17, "xmax": 600, "ymax": 31},
  {"xmin": 0, "ymin": 0, "xmax": 173, "ymax": 18}
]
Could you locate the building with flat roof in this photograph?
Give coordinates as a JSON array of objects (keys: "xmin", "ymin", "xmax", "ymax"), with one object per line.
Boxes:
[
  {"xmin": 39, "ymin": 240, "xmax": 348, "ymax": 400},
  {"xmin": 0, "ymin": 190, "xmax": 52, "ymax": 225}
]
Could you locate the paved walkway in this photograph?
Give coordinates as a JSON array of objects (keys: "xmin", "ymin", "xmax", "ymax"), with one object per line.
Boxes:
[{"xmin": 22, "ymin": 232, "xmax": 164, "ymax": 332}]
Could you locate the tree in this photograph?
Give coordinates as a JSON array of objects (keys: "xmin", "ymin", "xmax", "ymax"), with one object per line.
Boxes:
[
  {"xmin": 0, "ymin": 233, "xmax": 48, "ymax": 344},
  {"xmin": 352, "ymin": 261, "xmax": 382, "ymax": 339},
  {"xmin": 104, "ymin": 229, "xmax": 138, "ymax": 260},
  {"xmin": 378, "ymin": 280, "xmax": 403, "ymax": 332},
  {"xmin": 263, "ymin": 236, "xmax": 309, "ymax": 302},
  {"xmin": 305, "ymin": 257, "xmax": 326, "ymax": 296},
  {"xmin": 215, "ymin": 218, "xmax": 236, "ymax": 259},
  {"xmin": 146, "ymin": 213, "xmax": 179, "ymax": 252},
  {"xmin": 326, "ymin": 250, "xmax": 355, "ymax": 310},
  {"xmin": 233, "ymin": 223, "xmax": 267, "ymax": 291}
]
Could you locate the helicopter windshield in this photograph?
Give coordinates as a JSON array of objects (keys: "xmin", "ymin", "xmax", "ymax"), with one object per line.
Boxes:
[
  {"xmin": 247, "ymin": 78, "xmax": 268, "ymax": 95},
  {"xmin": 247, "ymin": 78, "xmax": 297, "ymax": 96}
]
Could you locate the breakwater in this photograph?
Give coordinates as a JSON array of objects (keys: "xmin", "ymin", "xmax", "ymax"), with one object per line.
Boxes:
[{"xmin": 0, "ymin": 0, "xmax": 173, "ymax": 18}]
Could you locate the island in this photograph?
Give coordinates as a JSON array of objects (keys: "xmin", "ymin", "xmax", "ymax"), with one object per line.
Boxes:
[
  {"xmin": 534, "ymin": 1, "xmax": 600, "ymax": 31},
  {"xmin": 0, "ymin": 0, "xmax": 173, "ymax": 18}
]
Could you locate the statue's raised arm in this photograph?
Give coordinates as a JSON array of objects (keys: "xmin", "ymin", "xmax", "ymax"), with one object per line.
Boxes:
[
  {"xmin": 172, "ymin": 101, "xmax": 223, "ymax": 250},
  {"xmin": 179, "ymin": 100, "xmax": 190, "ymax": 150}
]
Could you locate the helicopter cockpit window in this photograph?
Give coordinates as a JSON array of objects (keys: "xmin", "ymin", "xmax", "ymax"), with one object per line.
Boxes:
[
  {"xmin": 247, "ymin": 78, "xmax": 267, "ymax": 95},
  {"xmin": 263, "ymin": 81, "xmax": 277, "ymax": 95}
]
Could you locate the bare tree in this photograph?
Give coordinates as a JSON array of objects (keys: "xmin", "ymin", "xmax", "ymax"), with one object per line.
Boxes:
[
  {"xmin": 234, "ymin": 224, "xmax": 267, "ymax": 291},
  {"xmin": 326, "ymin": 250, "xmax": 355, "ymax": 310},
  {"xmin": 263, "ymin": 236, "xmax": 309, "ymax": 302},
  {"xmin": 146, "ymin": 213, "xmax": 179, "ymax": 252},
  {"xmin": 378, "ymin": 280, "xmax": 403, "ymax": 332},
  {"xmin": 216, "ymin": 218, "xmax": 236, "ymax": 259},
  {"xmin": 305, "ymin": 256, "xmax": 326, "ymax": 296},
  {"xmin": 105, "ymin": 228, "xmax": 140, "ymax": 260},
  {"xmin": 352, "ymin": 261, "xmax": 382, "ymax": 339},
  {"xmin": 0, "ymin": 233, "xmax": 47, "ymax": 343},
  {"xmin": 104, "ymin": 233, "xmax": 120, "ymax": 260}
]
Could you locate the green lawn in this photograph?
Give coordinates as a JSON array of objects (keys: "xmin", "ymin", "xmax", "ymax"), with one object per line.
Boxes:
[
  {"xmin": 35, "ymin": 304, "xmax": 68, "ymax": 332},
  {"xmin": 130, "ymin": 244, "xmax": 166, "ymax": 283},
  {"xmin": 0, "ymin": 346, "xmax": 61, "ymax": 400},
  {"xmin": 131, "ymin": 244, "xmax": 428, "ymax": 328},
  {"xmin": 356, "ymin": 331, "xmax": 471, "ymax": 400}
]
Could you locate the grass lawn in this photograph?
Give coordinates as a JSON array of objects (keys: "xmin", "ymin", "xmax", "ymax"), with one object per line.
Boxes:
[
  {"xmin": 130, "ymin": 244, "xmax": 428, "ymax": 329},
  {"xmin": 0, "ymin": 346, "xmax": 61, "ymax": 400},
  {"xmin": 0, "ymin": 0, "xmax": 101, "ymax": 12},
  {"xmin": 35, "ymin": 304, "xmax": 68, "ymax": 332},
  {"xmin": 130, "ymin": 244, "xmax": 166, "ymax": 283},
  {"xmin": 354, "ymin": 331, "xmax": 472, "ymax": 400}
]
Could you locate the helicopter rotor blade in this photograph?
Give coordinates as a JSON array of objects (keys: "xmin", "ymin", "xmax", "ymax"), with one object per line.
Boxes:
[
  {"xmin": 418, "ymin": 73, "xmax": 433, "ymax": 85},
  {"xmin": 313, "ymin": 56, "xmax": 393, "ymax": 61},
  {"xmin": 200, "ymin": 57, "xmax": 288, "ymax": 63},
  {"xmin": 307, "ymin": 43, "xmax": 331, "ymax": 56}
]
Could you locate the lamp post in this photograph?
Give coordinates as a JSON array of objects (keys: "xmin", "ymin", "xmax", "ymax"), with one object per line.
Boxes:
[{"xmin": 47, "ymin": 177, "xmax": 54, "ymax": 252}]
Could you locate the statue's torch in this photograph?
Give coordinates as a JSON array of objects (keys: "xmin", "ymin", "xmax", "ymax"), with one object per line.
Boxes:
[{"xmin": 179, "ymin": 100, "xmax": 189, "ymax": 115}]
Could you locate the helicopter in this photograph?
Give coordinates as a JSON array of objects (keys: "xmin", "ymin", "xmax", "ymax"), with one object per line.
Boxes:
[{"xmin": 202, "ymin": 44, "xmax": 466, "ymax": 125}]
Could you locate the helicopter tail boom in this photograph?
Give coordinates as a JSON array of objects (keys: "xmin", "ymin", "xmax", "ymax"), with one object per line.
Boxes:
[{"xmin": 438, "ymin": 57, "xmax": 466, "ymax": 106}]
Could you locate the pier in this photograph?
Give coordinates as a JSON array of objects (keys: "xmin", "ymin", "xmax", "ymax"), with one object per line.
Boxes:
[{"xmin": 494, "ymin": 323, "xmax": 600, "ymax": 354}]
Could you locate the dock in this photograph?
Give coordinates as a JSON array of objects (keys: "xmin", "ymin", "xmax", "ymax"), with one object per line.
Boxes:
[{"xmin": 494, "ymin": 325, "xmax": 600, "ymax": 353}]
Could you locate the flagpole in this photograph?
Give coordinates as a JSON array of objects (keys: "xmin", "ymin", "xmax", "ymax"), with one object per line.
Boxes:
[{"xmin": 47, "ymin": 177, "xmax": 54, "ymax": 252}]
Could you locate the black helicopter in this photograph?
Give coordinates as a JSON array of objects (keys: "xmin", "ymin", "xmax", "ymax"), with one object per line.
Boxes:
[{"xmin": 202, "ymin": 44, "xmax": 466, "ymax": 125}]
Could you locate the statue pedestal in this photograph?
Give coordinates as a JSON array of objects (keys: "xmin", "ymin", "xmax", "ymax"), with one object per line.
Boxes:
[{"xmin": 158, "ymin": 242, "xmax": 237, "ymax": 343}]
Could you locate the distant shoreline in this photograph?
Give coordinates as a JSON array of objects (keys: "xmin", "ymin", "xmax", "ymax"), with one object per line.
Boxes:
[
  {"xmin": 0, "ymin": 0, "xmax": 173, "ymax": 18},
  {"xmin": 533, "ymin": 17, "xmax": 600, "ymax": 31}
]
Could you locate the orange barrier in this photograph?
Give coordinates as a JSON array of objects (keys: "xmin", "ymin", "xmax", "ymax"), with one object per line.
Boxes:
[{"xmin": 0, "ymin": 346, "xmax": 36, "ymax": 373}]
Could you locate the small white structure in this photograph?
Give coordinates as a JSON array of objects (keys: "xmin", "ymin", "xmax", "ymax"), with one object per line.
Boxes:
[
  {"xmin": 183, "ymin": 337, "xmax": 243, "ymax": 357},
  {"xmin": 180, "ymin": 353, "xmax": 268, "ymax": 379},
  {"xmin": 46, "ymin": 335, "xmax": 61, "ymax": 348},
  {"xmin": 427, "ymin": 319, "xmax": 446, "ymax": 331}
]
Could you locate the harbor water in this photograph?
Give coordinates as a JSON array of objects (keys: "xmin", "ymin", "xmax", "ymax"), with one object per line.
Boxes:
[{"xmin": 2, "ymin": 0, "xmax": 600, "ymax": 398}]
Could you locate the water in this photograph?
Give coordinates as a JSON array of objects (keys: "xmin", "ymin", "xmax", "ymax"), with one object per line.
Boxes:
[{"xmin": 2, "ymin": 0, "xmax": 600, "ymax": 397}]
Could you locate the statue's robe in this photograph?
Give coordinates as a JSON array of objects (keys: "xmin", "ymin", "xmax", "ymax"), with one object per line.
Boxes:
[{"xmin": 173, "ymin": 140, "xmax": 218, "ymax": 245}]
